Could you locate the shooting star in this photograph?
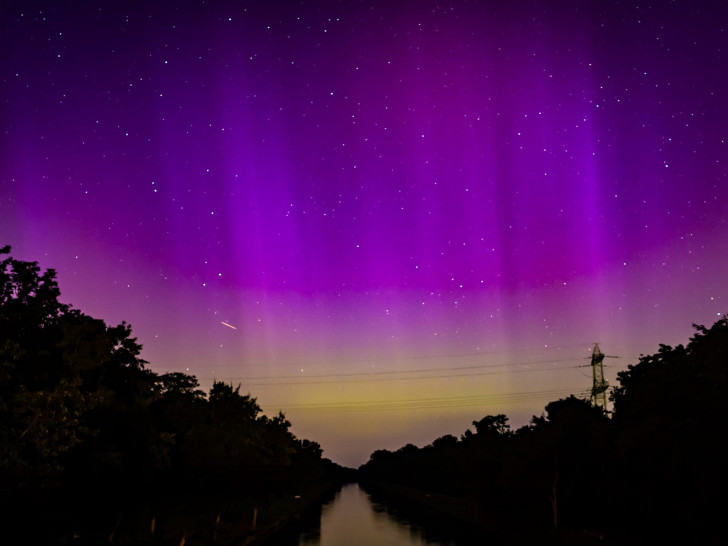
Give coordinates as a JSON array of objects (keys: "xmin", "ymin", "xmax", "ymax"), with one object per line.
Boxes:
[{"xmin": 220, "ymin": 321, "xmax": 237, "ymax": 330}]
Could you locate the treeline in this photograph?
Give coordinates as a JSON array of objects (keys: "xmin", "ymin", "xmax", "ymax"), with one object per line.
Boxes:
[
  {"xmin": 0, "ymin": 246, "xmax": 349, "ymax": 543},
  {"xmin": 359, "ymin": 317, "xmax": 727, "ymax": 543}
]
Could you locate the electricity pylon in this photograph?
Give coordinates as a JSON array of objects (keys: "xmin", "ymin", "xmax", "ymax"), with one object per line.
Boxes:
[{"xmin": 590, "ymin": 343, "xmax": 610, "ymax": 410}]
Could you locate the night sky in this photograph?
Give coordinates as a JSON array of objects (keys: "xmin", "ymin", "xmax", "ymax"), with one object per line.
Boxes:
[{"xmin": 2, "ymin": 1, "xmax": 726, "ymax": 467}]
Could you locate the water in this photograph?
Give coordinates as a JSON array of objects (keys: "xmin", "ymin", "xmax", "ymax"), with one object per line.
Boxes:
[{"xmin": 285, "ymin": 483, "xmax": 462, "ymax": 545}]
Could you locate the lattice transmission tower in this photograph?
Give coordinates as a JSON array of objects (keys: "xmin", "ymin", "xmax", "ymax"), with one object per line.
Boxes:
[{"xmin": 589, "ymin": 343, "xmax": 611, "ymax": 411}]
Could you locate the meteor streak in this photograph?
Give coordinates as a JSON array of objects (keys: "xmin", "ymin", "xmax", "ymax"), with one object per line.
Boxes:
[{"xmin": 221, "ymin": 321, "xmax": 237, "ymax": 330}]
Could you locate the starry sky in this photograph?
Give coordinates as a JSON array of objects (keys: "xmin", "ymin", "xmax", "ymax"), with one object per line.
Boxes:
[{"xmin": 2, "ymin": 1, "xmax": 726, "ymax": 468}]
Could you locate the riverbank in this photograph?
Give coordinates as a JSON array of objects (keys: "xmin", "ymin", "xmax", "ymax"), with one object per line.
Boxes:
[
  {"xmin": 236, "ymin": 475, "xmax": 354, "ymax": 545},
  {"xmin": 1, "ymin": 464, "xmax": 356, "ymax": 544},
  {"xmin": 135, "ymin": 466, "xmax": 358, "ymax": 545},
  {"xmin": 360, "ymin": 480, "xmax": 508, "ymax": 544},
  {"xmin": 360, "ymin": 480, "xmax": 614, "ymax": 546}
]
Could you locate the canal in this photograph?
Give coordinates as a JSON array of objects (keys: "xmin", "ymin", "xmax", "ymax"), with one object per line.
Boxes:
[{"xmin": 275, "ymin": 482, "xmax": 476, "ymax": 545}]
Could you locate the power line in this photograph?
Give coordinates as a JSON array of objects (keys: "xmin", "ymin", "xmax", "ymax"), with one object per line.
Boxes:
[
  {"xmin": 209, "ymin": 357, "xmax": 584, "ymax": 379},
  {"xmin": 204, "ymin": 345, "xmax": 600, "ymax": 371},
  {"xmin": 266, "ymin": 387, "xmax": 590, "ymax": 414},
  {"xmin": 198, "ymin": 357, "xmax": 587, "ymax": 386},
  {"xmin": 215, "ymin": 365, "xmax": 581, "ymax": 386}
]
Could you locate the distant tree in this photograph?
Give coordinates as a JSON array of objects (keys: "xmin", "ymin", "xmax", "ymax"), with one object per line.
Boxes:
[
  {"xmin": 495, "ymin": 397, "xmax": 611, "ymax": 530},
  {"xmin": 365, "ymin": 448, "xmax": 393, "ymax": 467},
  {"xmin": 208, "ymin": 380, "xmax": 260, "ymax": 420},
  {"xmin": 156, "ymin": 371, "xmax": 206, "ymax": 400},
  {"xmin": 259, "ymin": 410, "xmax": 296, "ymax": 466},
  {"xmin": 472, "ymin": 414, "xmax": 510, "ymax": 437},
  {"xmin": 180, "ymin": 381, "xmax": 299, "ymax": 473},
  {"xmin": 430, "ymin": 434, "xmax": 458, "ymax": 449},
  {"xmin": 454, "ymin": 414, "xmax": 512, "ymax": 500}
]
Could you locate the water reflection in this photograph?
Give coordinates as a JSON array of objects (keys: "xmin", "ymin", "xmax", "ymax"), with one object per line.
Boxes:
[{"xmin": 281, "ymin": 483, "xmax": 462, "ymax": 545}]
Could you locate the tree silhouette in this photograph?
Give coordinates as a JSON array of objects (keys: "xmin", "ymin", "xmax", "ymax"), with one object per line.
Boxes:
[
  {"xmin": 360, "ymin": 318, "xmax": 727, "ymax": 542},
  {"xmin": 1, "ymin": 245, "xmax": 347, "ymax": 543},
  {"xmin": 609, "ymin": 318, "xmax": 728, "ymax": 541}
]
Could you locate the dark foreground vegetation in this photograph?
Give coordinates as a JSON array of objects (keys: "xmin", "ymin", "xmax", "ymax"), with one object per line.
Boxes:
[
  {"xmin": 4, "ymin": 245, "xmax": 726, "ymax": 544},
  {"xmin": 0, "ymin": 246, "xmax": 353, "ymax": 544},
  {"xmin": 360, "ymin": 318, "xmax": 727, "ymax": 544}
]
